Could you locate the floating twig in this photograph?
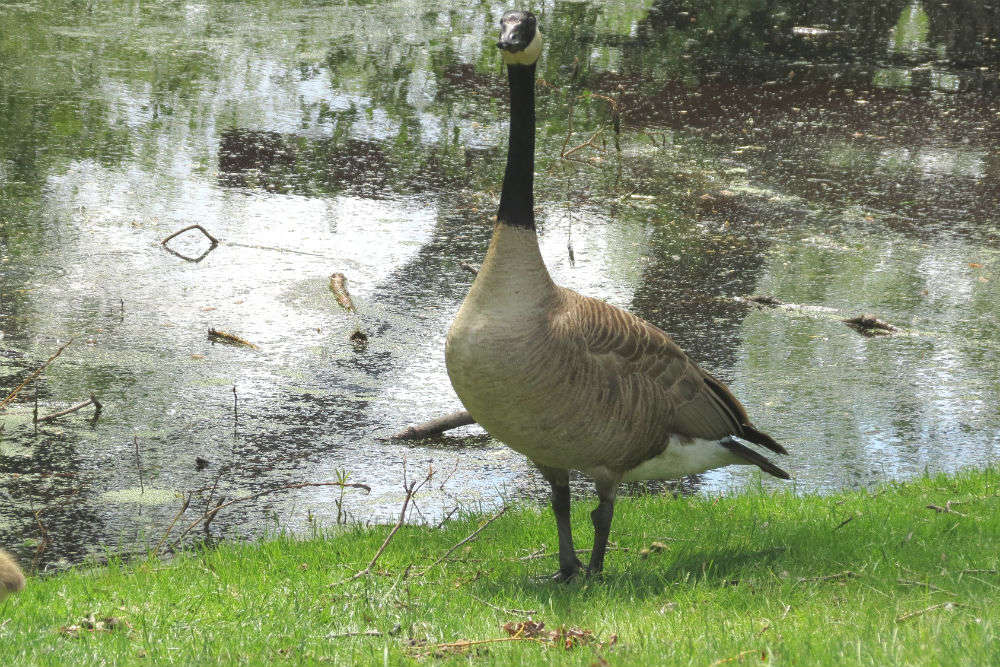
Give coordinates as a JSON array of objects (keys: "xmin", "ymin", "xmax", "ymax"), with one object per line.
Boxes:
[
  {"xmin": 748, "ymin": 295, "xmax": 784, "ymax": 306},
  {"xmin": 329, "ymin": 273, "xmax": 357, "ymax": 313},
  {"xmin": 0, "ymin": 338, "xmax": 74, "ymax": 411},
  {"xmin": 843, "ymin": 314, "xmax": 897, "ymax": 336},
  {"xmin": 160, "ymin": 225, "xmax": 220, "ymax": 262},
  {"xmin": 161, "ymin": 224, "xmax": 220, "ymax": 247},
  {"xmin": 460, "ymin": 262, "xmax": 480, "ymax": 276},
  {"xmin": 134, "ymin": 436, "xmax": 144, "ymax": 494},
  {"xmin": 35, "ymin": 393, "xmax": 102, "ymax": 423},
  {"xmin": 389, "ymin": 410, "xmax": 476, "ymax": 440},
  {"xmin": 208, "ymin": 328, "xmax": 259, "ymax": 350}
]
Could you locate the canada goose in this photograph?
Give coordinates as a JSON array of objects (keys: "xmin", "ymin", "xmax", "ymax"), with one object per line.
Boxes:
[
  {"xmin": 445, "ymin": 10, "xmax": 790, "ymax": 581},
  {"xmin": 0, "ymin": 548, "xmax": 25, "ymax": 599}
]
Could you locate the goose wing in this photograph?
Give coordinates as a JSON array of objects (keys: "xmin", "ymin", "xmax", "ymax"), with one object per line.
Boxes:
[{"xmin": 554, "ymin": 290, "xmax": 783, "ymax": 453}]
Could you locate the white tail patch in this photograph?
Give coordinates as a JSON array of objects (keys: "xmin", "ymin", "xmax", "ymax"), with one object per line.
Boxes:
[{"xmin": 622, "ymin": 436, "xmax": 740, "ymax": 481}]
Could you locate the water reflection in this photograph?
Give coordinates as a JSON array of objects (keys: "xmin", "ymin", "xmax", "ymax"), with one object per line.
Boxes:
[{"xmin": 1, "ymin": 0, "xmax": 998, "ymax": 567}]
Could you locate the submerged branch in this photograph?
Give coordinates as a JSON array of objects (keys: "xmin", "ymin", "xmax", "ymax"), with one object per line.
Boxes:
[
  {"xmin": 0, "ymin": 338, "xmax": 74, "ymax": 412},
  {"xmin": 208, "ymin": 328, "xmax": 259, "ymax": 350},
  {"xmin": 35, "ymin": 394, "xmax": 102, "ymax": 424},
  {"xmin": 390, "ymin": 410, "xmax": 476, "ymax": 440}
]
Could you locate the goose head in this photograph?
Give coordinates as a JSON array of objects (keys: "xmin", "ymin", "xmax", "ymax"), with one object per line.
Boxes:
[{"xmin": 497, "ymin": 10, "xmax": 542, "ymax": 66}]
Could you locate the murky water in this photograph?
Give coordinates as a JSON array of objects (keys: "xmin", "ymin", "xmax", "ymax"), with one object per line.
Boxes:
[{"xmin": 1, "ymin": 0, "xmax": 998, "ymax": 567}]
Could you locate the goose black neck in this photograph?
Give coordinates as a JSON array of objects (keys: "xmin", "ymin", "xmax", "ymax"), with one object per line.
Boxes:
[{"xmin": 497, "ymin": 63, "xmax": 536, "ymax": 230}]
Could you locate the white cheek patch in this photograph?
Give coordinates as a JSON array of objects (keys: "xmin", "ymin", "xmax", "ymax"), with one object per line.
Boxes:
[{"xmin": 501, "ymin": 29, "xmax": 543, "ymax": 66}]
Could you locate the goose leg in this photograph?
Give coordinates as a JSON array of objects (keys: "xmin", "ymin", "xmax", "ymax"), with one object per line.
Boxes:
[
  {"xmin": 587, "ymin": 479, "xmax": 618, "ymax": 575},
  {"xmin": 537, "ymin": 465, "xmax": 582, "ymax": 581}
]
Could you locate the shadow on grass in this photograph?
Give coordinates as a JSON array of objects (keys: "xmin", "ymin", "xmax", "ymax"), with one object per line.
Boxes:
[{"xmin": 471, "ymin": 512, "xmax": 926, "ymax": 605}]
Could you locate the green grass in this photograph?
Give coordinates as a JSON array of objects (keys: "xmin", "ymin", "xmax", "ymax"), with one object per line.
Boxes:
[{"xmin": 3, "ymin": 468, "xmax": 1000, "ymax": 665}]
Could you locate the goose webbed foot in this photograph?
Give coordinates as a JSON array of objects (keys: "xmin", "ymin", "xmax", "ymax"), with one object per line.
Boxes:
[{"xmin": 552, "ymin": 556, "xmax": 584, "ymax": 582}]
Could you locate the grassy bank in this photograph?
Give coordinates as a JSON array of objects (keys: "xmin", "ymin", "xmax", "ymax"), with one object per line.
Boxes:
[{"xmin": 2, "ymin": 468, "xmax": 999, "ymax": 666}]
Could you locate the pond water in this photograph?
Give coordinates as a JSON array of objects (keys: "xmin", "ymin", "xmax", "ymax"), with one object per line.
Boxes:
[{"xmin": 1, "ymin": 0, "xmax": 998, "ymax": 568}]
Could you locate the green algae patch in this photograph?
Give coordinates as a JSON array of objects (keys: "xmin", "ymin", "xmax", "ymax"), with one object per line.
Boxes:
[{"xmin": 98, "ymin": 487, "xmax": 178, "ymax": 505}]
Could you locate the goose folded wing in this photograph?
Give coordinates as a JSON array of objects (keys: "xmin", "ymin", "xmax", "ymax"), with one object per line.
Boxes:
[{"xmin": 555, "ymin": 292, "xmax": 751, "ymax": 442}]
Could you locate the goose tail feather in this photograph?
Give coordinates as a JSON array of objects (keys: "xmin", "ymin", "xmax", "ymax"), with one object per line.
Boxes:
[
  {"xmin": 740, "ymin": 424, "xmax": 788, "ymax": 455},
  {"xmin": 720, "ymin": 437, "xmax": 791, "ymax": 479}
]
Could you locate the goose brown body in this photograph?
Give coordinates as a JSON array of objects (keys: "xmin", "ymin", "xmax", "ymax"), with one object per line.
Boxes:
[
  {"xmin": 446, "ymin": 10, "xmax": 789, "ymax": 580},
  {"xmin": 446, "ymin": 226, "xmax": 782, "ymax": 481}
]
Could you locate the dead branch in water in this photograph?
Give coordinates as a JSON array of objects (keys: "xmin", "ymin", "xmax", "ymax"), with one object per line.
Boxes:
[
  {"xmin": 161, "ymin": 224, "xmax": 220, "ymax": 247},
  {"xmin": 460, "ymin": 262, "xmax": 479, "ymax": 277},
  {"xmin": 160, "ymin": 225, "xmax": 220, "ymax": 262},
  {"xmin": 207, "ymin": 328, "xmax": 259, "ymax": 350},
  {"xmin": 153, "ymin": 492, "xmax": 191, "ymax": 555},
  {"xmin": 0, "ymin": 338, "xmax": 74, "ymax": 412},
  {"xmin": 35, "ymin": 393, "xmax": 102, "ymax": 424},
  {"xmin": 390, "ymin": 410, "xmax": 476, "ymax": 440},
  {"xmin": 843, "ymin": 314, "xmax": 898, "ymax": 336},
  {"xmin": 329, "ymin": 273, "xmax": 357, "ymax": 312}
]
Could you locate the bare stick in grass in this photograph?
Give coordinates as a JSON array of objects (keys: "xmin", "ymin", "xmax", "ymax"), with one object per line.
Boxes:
[
  {"xmin": 926, "ymin": 502, "xmax": 967, "ymax": 517},
  {"xmin": 327, "ymin": 630, "xmax": 383, "ymax": 639},
  {"xmin": 710, "ymin": 649, "xmax": 767, "ymax": 666},
  {"xmin": 896, "ymin": 578, "xmax": 955, "ymax": 595},
  {"xmin": 0, "ymin": 338, "xmax": 74, "ymax": 411},
  {"xmin": 389, "ymin": 410, "xmax": 476, "ymax": 440},
  {"xmin": 337, "ymin": 467, "xmax": 433, "ymax": 584},
  {"xmin": 418, "ymin": 506, "xmax": 508, "ymax": 575},
  {"xmin": 466, "ymin": 592, "xmax": 537, "ymax": 617},
  {"xmin": 796, "ymin": 570, "xmax": 858, "ymax": 584},
  {"xmin": 833, "ymin": 512, "xmax": 859, "ymax": 530},
  {"xmin": 35, "ymin": 393, "xmax": 102, "ymax": 423},
  {"xmin": 896, "ymin": 602, "xmax": 972, "ymax": 623}
]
